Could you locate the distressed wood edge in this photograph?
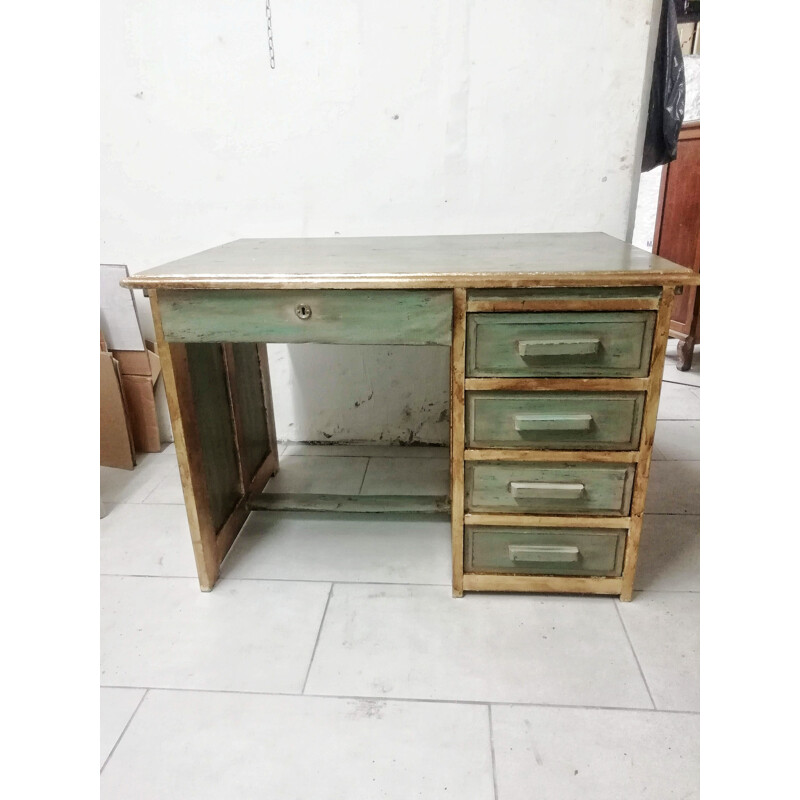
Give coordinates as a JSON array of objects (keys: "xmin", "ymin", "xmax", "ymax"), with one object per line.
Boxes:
[
  {"xmin": 149, "ymin": 291, "xmax": 219, "ymax": 591},
  {"xmin": 464, "ymin": 513, "xmax": 630, "ymax": 529},
  {"xmin": 466, "ymin": 298, "xmax": 661, "ymax": 312},
  {"xmin": 451, "ymin": 288, "xmax": 467, "ymax": 597},
  {"xmin": 464, "ymin": 449, "xmax": 640, "ymax": 463},
  {"xmin": 462, "ymin": 573, "xmax": 623, "ymax": 595},
  {"xmin": 122, "ymin": 272, "xmax": 699, "ymax": 291},
  {"xmin": 621, "ymin": 287, "xmax": 677, "ymax": 599},
  {"xmin": 220, "ymin": 344, "xmax": 247, "ymax": 493},
  {"xmin": 464, "ymin": 378, "xmax": 650, "ymax": 392}
]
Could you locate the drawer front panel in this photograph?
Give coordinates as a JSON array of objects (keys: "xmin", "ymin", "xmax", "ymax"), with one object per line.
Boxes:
[
  {"xmin": 158, "ymin": 289, "xmax": 453, "ymax": 345},
  {"xmin": 466, "ymin": 391, "xmax": 645, "ymax": 450},
  {"xmin": 466, "ymin": 462, "xmax": 635, "ymax": 515},
  {"xmin": 466, "ymin": 311, "xmax": 656, "ymax": 377},
  {"xmin": 465, "ymin": 526, "xmax": 626, "ymax": 577}
]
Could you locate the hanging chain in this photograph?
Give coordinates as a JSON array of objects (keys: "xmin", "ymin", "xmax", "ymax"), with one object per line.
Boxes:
[{"xmin": 265, "ymin": 1, "xmax": 275, "ymax": 68}]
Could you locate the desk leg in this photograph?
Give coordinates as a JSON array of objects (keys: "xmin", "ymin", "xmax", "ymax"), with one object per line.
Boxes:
[
  {"xmin": 450, "ymin": 288, "xmax": 467, "ymax": 597},
  {"xmin": 151, "ymin": 292, "xmax": 279, "ymax": 590}
]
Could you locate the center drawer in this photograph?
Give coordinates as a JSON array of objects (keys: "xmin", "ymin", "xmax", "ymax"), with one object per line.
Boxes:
[
  {"xmin": 466, "ymin": 311, "xmax": 656, "ymax": 377},
  {"xmin": 465, "ymin": 526, "xmax": 626, "ymax": 577},
  {"xmin": 465, "ymin": 462, "xmax": 635, "ymax": 515},
  {"xmin": 466, "ymin": 391, "xmax": 645, "ymax": 450}
]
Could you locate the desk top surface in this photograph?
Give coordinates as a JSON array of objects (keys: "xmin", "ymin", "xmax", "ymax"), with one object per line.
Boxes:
[{"xmin": 123, "ymin": 233, "xmax": 698, "ymax": 290}]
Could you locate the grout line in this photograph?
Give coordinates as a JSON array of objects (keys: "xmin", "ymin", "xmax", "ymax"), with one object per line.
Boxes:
[
  {"xmin": 100, "ymin": 688, "xmax": 150, "ymax": 774},
  {"xmin": 301, "ymin": 583, "xmax": 334, "ymax": 694},
  {"xmin": 614, "ymin": 599, "xmax": 657, "ymax": 711},
  {"xmin": 99, "ymin": 573, "xmax": 451, "ymax": 588},
  {"xmin": 98, "ymin": 684, "xmax": 699, "ymax": 715},
  {"xmin": 487, "ymin": 705, "xmax": 500, "ymax": 800}
]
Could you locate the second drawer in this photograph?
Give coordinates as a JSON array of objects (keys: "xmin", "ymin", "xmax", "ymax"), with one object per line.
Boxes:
[
  {"xmin": 465, "ymin": 462, "xmax": 635, "ymax": 515},
  {"xmin": 466, "ymin": 391, "xmax": 645, "ymax": 450}
]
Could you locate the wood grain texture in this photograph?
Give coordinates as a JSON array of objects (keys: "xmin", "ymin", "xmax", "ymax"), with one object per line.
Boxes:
[
  {"xmin": 464, "ymin": 513, "xmax": 630, "ymax": 529},
  {"xmin": 620, "ymin": 287, "xmax": 676, "ymax": 601},
  {"xmin": 157, "ymin": 289, "xmax": 453, "ymax": 345},
  {"xmin": 121, "ymin": 233, "xmax": 698, "ymax": 291},
  {"xmin": 149, "ymin": 292, "xmax": 219, "ymax": 590},
  {"xmin": 450, "ymin": 288, "xmax": 467, "ymax": 597},
  {"xmin": 461, "ymin": 573, "xmax": 623, "ymax": 595}
]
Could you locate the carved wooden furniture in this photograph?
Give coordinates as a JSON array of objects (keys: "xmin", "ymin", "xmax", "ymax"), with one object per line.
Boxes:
[{"xmin": 122, "ymin": 233, "xmax": 698, "ymax": 600}]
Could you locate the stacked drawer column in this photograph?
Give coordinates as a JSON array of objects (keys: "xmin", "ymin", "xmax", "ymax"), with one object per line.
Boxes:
[{"xmin": 450, "ymin": 286, "xmax": 675, "ymax": 601}]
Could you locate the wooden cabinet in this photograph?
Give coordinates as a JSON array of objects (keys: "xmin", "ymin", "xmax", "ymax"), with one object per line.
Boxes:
[{"xmin": 654, "ymin": 121, "xmax": 700, "ymax": 370}]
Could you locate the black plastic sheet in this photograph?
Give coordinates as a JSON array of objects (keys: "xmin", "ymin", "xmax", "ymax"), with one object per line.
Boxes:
[{"xmin": 641, "ymin": 0, "xmax": 686, "ymax": 172}]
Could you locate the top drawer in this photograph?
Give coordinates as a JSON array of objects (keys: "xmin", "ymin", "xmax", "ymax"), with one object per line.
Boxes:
[{"xmin": 466, "ymin": 311, "xmax": 656, "ymax": 378}]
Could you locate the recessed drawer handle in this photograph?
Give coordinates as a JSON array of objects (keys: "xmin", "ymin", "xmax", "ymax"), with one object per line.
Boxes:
[
  {"xmin": 514, "ymin": 413, "xmax": 593, "ymax": 432},
  {"xmin": 517, "ymin": 338, "xmax": 600, "ymax": 357},
  {"xmin": 509, "ymin": 481, "xmax": 585, "ymax": 500},
  {"xmin": 508, "ymin": 545, "xmax": 580, "ymax": 563}
]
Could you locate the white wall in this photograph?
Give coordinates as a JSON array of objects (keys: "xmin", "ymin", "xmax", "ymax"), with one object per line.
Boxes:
[{"xmin": 102, "ymin": 0, "xmax": 659, "ymax": 443}]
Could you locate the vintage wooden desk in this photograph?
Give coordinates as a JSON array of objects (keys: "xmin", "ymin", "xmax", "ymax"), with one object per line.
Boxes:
[{"xmin": 123, "ymin": 233, "xmax": 698, "ymax": 600}]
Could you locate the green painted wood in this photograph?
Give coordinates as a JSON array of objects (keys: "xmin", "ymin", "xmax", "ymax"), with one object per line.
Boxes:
[
  {"xmin": 466, "ymin": 391, "xmax": 645, "ymax": 450},
  {"xmin": 465, "ymin": 462, "xmax": 635, "ymax": 515},
  {"xmin": 158, "ymin": 290, "xmax": 453, "ymax": 345},
  {"xmin": 465, "ymin": 526, "xmax": 626, "ymax": 576},
  {"xmin": 466, "ymin": 311, "xmax": 656, "ymax": 377},
  {"xmin": 467, "ymin": 287, "xmax": 662, "ymax": 301},
  {"xmin": 185, "ymin": 343, "xmax": 242, "ymax": 530},
  {"xmin": 230, "ymin": 343, "xmax": 270, "ymax": 486},
  {"xmin": 248, "ymin": 493, "xmax": 449, "ymax": 514}
]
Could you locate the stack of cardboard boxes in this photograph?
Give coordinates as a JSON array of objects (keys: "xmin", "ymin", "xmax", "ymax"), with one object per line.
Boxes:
[{"xmin": 100, "ymin": 264, "xmax": 172, "ymax": 469}]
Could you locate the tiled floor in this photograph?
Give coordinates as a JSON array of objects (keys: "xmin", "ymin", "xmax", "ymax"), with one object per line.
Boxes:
[{"xmin": 100, "ymin": 348, "xmax": 700, "ymax": 798}]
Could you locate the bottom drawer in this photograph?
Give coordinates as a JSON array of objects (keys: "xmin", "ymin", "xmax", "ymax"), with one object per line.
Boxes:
[{"xmin": 464, "ymin": 526, "xmax": 626, "ymax": 577}]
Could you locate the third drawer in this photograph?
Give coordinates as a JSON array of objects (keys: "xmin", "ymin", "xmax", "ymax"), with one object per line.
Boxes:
[
  {"xmin": 465, "ymin": 461, "xmax": 635, "ymax": 515},
  {"xmin": 466, "ymin": 391, "xmax": 645, "ymax": 450}
]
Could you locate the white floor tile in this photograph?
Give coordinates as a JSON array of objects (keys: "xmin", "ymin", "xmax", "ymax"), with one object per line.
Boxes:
[
  {"xmin": 101, "ymin": 453, "xmax": 177, "ymax": 504},
  {"xmin": 491, "ymin": 704, "xmax": 699, "ymax": 800},
  {"xmin": 262, "ymin": 455, "xmax": 368, "ymax": 495},
  {"xmin": 101, "ymin": 576, "xmax": 330, "ymax": 693},
  {"xmin": 222, "ymin": 512, "xmax": 451, "ymax": 585},
  {"xmin": 663, "ymin": 341, "xmax": 700, "ymax": 387},
  {"xmin": 635, "ymin": 515, "xmax": 699, "ymax": 592},
  {"xmin": 645, "ymin": 461, "xmax": 700, "ymax": 514},
  {"xmin": 283, "ymin": 444, "xmax": 447, "ymax": 458},
  {"xmin": 616, "ymin": 592, "xmax": 699, "ymax": 711},
  {"xmin": 653, "ymin": 420, "xmax": 700, "ymax": 460},
  {"xmin": 360, "ymin": 457, "xmax": 450, "ymax": 496},
  {"xmin": 141, "ymin": 462, "xmax": 184, "ymax": 504},
  {"xmin": 305, "ymin": 584, "xmax": 652, "ymax": 708},
  {"xmin": 101, "ymin": 504, "xmax": 198, "ymax": 578},
  {"xmin": 101, "ymin": 690, "xmax": 494, "ymax": 800},
  {"xmin": 100, "ymin": 688, "xmax": 146, "ymax": 769},
  {"xmin": 656, "ymin": 382, "xmax": 700, "ymax": 420}
]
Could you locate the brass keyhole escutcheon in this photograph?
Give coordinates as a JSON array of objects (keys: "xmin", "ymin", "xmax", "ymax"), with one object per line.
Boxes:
[{"xmin": 295, "ymin": 303, "xmax": 312, "ymax": 320}]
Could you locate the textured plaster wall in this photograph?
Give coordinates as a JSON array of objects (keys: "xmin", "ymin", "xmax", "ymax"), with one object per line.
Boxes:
[{"xmin": 102, "ymin": 1, "xmax": 659, "ymax": 443}]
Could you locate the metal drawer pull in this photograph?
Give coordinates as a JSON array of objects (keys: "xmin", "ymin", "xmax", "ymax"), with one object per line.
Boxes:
[
  {"xmin": 514, "ymin": 413, "xmax": 593, "ymax": 432},
  {"xmin": 509, "ymin": 545, "xmax": 580, "ymax": 563},
  {"xmin": 517, "ymin": 337, "xmax": 600, "ymax": 357},
  {"xmin": 510, "ymin": 481, "xmax": 585, "ymax": 500}
]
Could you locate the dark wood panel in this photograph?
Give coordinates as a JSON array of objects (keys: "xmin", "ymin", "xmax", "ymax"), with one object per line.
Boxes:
[
  {"xmin": 185, "ymin": 343, "xmax": 242, "ymax": 530},
  {"xmin": 230, "ymin": 343, "xmax": 271, "ymax": 486}
]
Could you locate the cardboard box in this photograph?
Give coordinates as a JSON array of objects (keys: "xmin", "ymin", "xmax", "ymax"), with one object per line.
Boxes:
[
  {"xmin": 115, "ymin": 345, "xmax": 163, "ymax": 453},
  {"xmin": 100, "ymin": 350, "xmax": 136, "ymax": 469}
]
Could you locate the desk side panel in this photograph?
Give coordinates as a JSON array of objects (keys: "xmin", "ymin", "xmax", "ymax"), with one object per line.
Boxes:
[{"xmin": 157, "ymin": 289, "xmax": 453, "ymax": 346}]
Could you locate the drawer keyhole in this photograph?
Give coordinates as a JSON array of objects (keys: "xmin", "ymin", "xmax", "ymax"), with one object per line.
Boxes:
[{"xmin": 295, "ymin": 303, "xmax": 312, "ymax": 320}]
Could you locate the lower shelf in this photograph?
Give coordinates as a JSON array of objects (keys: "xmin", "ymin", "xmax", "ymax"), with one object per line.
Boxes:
[{"xmin": 247, "ymin": 492, "xmax": 450, "ymax": 514}]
